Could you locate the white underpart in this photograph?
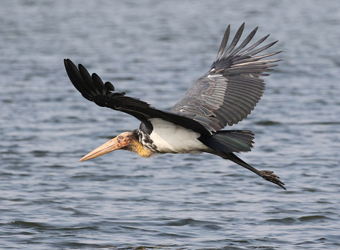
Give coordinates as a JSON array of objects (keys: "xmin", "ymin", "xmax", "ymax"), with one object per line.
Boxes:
[{"xmin": 149, "ymin": 118, "xmax": 209, "ymax": 153}]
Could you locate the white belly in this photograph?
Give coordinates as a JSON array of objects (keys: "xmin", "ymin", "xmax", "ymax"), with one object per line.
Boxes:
[{"xmin": 148, "ymin": 118, "xmax": 209, "ymax": 153}]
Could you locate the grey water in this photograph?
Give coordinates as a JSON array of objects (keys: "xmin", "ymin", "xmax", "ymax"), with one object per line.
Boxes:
[{"xmin": 1, "ymin": 0, "xmax": 340, "ymax": 249}]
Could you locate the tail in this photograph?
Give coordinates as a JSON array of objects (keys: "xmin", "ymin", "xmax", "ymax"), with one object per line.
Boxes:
[{"xmin": 198, "ymin": 130, "xmax": 254, "ymax": 153}]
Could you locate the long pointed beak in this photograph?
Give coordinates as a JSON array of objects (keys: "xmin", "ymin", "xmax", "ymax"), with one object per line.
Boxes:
[{"xmin": 79, "ymin": 137, "xmax": 122, "ymax": 162}]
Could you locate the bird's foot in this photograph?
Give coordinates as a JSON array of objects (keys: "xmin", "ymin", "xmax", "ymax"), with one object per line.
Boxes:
[{"xmin": 260, "ymin": 170, "xmax": 286, "ymax": 190}]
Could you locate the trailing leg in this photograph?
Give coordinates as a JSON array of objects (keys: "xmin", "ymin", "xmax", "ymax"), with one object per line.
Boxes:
[{"xmin": 220, "ymin": 152, "xmax": 286, "ymax": 190}]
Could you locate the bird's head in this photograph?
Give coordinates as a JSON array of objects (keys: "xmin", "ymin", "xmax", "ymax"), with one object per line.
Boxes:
[{"xmin": 79, "ymin": 131, "xmax": 153, "ymax": 161}]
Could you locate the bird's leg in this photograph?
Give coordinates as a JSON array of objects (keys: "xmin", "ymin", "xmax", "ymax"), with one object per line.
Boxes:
[{"xmin": 220, "ymin": 152, "xmax": 286, "ymax": 190}]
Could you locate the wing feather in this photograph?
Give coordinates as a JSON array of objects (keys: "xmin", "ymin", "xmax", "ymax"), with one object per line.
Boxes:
[
  {"xmin": 64, "ymin": 59, "xmax": 211, "ymax": 135},
  {"xmin": 171, "ymin": 23, "xmax": 280, "ymax": 131},
  {"xmin": 216, "ymin": 25, "xmax": 230, "ymax": 60},
  {"xmin": 228, "ymin": 26, "xmax": 258, "ymax": 58},
  {"xmin": 223, "ymin": 23, "xmax": 245, "ymax": 57}
]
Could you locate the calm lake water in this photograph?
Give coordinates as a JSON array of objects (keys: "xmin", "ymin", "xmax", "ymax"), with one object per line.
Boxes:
[{"xmin": 1, "ymin": 0, "xmax": 340, "ymax": 249}]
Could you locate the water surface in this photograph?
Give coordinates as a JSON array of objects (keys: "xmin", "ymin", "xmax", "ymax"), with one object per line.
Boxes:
[{"xmin": 1, "ymin": 0, "xmax": 340, "ymax": 249}]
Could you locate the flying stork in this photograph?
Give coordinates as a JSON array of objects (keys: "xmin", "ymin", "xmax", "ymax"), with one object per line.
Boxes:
[{"xmin": 64, "ymin": 23, "xmax": 285, "ymax": 189}]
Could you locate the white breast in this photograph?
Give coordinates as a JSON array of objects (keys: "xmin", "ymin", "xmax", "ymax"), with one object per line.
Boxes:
[{"xmin": 148, "ymin": 118, "xmax": 209, "ymax": 153}]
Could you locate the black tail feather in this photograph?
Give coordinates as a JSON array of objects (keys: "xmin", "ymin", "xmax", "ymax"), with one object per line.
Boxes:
[{"xmin": 199, "ymin": 130, "xmax": 254, "ymax": 153}]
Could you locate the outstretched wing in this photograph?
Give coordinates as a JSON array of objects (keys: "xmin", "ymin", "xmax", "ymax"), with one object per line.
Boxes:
[
  {"xmin": 64, "ymin": 59, "xmax": 210, "ymax": 135},
  {"xmin": 171, "ymin": 23, "xmax": 281, "ymax": 132}
]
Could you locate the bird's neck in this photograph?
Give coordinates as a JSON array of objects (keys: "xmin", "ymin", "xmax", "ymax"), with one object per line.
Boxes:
[{"xmin": 126, "ymin": 136, "xmax": 154, "ymax": 158}]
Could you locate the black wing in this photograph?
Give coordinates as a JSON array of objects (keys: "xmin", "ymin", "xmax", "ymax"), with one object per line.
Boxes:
[
  {"xmin": 64, "ymin": 59, "xmax": 210, "ymax": 135},
  {"xmin": 171, "ymin": 23, "xmax": 281, "ymax": 132}
]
